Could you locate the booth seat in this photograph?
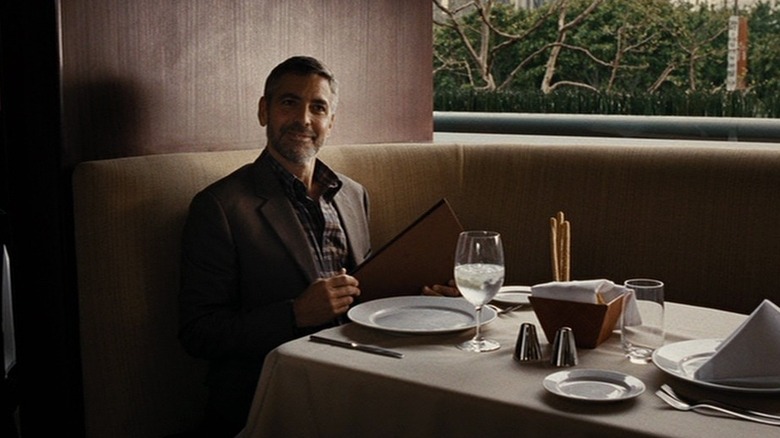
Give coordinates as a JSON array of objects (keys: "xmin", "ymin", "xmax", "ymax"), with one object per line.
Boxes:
[{"xmin": 72, "ymin": 141, "xmax": 780, "ymax": 437}]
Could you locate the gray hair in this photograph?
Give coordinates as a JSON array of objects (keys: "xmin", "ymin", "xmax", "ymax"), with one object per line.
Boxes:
[{"xmin": 263, "ymin": 56, "xmax": 339, "ymax": 110}]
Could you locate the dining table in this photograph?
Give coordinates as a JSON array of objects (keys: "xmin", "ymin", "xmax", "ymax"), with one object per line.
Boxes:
[{"xmin": 239, "ymin": 299, "xmax": 779, "ymax": 438}]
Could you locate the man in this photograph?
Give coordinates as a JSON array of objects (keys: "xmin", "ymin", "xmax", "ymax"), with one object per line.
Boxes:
[{"xmin": 179, "ymin": 56, "xmax": 455, "ymax": 437}]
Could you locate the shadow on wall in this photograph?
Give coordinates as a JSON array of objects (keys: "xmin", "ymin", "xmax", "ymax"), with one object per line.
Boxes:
[{"xmin": 62, "ymin": 77, "xmax": 149, "ymax": 166}]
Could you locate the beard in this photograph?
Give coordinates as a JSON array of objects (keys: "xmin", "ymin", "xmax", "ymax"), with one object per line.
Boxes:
[{"xmin": 267, "ymin": 122, "xmax": 323, "ymax": 165}]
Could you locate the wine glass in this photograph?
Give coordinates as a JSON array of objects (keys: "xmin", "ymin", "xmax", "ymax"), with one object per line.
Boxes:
[{"xmin": 454, "ymin": 230, "xmax": 505, "ymax": 352}]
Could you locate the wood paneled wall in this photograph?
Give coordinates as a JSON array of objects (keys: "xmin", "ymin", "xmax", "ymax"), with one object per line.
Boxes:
[{"xmin": 59, "ymin": 0, "xmax": 433, "ymax": 165}]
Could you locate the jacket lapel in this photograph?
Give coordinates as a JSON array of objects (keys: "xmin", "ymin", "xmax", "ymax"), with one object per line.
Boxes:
[
  {"xmin": 251, "ymin": 157, "xmax": 320, "ymax": 283},
  {"xmin": 334, "ymin": 183, "xmax": 371, "ymax": 267}
]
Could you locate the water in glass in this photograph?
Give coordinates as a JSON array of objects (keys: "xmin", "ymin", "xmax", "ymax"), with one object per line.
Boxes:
[{"xmin": 455, "ymin": 263, "xmax": 505, "ymax": 306}]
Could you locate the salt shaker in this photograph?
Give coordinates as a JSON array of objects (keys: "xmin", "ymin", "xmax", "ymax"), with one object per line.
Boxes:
[
  {"xmin": 514, "ymin": 323, "xmax": 542, "ymax": 362},
  {"xmin": 550, "ymin": 326, "xmax": 578, "ymax": 367}
]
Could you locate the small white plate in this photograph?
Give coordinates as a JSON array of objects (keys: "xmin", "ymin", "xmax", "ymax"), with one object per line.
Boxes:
[
  {"xmin": 543, "ymin": 369, "xmax": 645, "ymax": 402},
  {"xmin": 652, "ymin": 339, "xmax": 780, "ymax": 393},
  {"xmin": 491, "ymin": 285, "xmax": 531, "ymax": 305},
  {"xmin": 348, "ymin": 296, "xmax": 497, "ymax": 334}
]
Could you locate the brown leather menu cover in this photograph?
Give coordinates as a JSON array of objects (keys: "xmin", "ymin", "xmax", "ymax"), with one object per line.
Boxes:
[{"xmin": 352, "ymin": 199, "xmax": 463, "ymax": 303}]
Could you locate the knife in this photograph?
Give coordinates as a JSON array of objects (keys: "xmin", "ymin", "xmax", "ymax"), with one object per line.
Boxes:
[{"xmin": 309, "ymin": 335, "xmax": 404, "ymax": 359}]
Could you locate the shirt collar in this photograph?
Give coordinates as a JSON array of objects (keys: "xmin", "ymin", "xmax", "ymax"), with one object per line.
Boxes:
[{"xmin": 263, "ymin": 149, "xmax": 343, "ymax": 201}]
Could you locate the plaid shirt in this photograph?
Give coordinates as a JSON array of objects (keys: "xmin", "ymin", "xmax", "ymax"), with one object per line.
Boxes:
[{"xmin": 265, "ymin": 151, "xmax": 349, "ymax": 278}]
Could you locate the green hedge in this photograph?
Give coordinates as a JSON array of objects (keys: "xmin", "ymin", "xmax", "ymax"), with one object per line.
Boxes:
[{"xmin": 434, "ymin": 89, "xmax": 779, "ymax": 118}]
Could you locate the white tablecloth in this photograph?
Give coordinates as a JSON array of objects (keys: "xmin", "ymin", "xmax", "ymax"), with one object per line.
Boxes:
[{"xmin": 240, "ymin": 302, "xmax": 779, "ymax": 437}]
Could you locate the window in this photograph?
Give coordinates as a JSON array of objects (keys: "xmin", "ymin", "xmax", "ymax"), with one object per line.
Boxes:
[{"xmin": 433, "ymin": 0, "xmax": 780, "ymax": 143}]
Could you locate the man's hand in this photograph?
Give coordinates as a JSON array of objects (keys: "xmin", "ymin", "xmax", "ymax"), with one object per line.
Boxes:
[
  {"xmin": 293, "ymin": 269, "xmax": 360, "ymax": 327},
  {"xmin": 422, "ymin": 279, "xmax": 460, "ymax": 297}
]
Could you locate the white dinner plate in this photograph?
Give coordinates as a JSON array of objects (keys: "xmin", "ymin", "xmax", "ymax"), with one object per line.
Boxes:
[
  {"xmin": 543, "ymin": 369, "xmax": 645, "ymax": 402},
  {"xmin": 348, "ymin": 296, "xmax": 497, "ymax": 334},
  {"xmin": 651, "ymin": 339, "xmax": 780, "ymax": 393},
  {"xmin": 491, "ymin": 285, "xmax": 531, "ymax": 305}
]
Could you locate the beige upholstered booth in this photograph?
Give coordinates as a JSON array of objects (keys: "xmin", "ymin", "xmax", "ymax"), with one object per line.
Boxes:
[{"xmin": 72, "ymin": 142, "xmax": 780, "ymax": 437}]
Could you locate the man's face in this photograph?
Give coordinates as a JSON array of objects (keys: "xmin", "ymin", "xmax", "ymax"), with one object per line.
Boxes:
[{"xmin": 259, "ymin": 73, "xmax": 336, "ymax": 165}]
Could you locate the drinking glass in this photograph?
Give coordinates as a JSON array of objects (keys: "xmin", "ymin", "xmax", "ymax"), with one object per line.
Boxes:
[
  {"xmin": 454, "ymin": 231, "xmax": 505, "ymax": 352},
  {"xmin": 621, "ymin": 278, "xmax": 665, "ymax": 364}
]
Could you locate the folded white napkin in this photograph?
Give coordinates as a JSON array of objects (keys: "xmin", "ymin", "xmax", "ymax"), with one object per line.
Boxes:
[
  {"xmin": 693, "ymin": 299, "xmax": 780, "ymax": 387},
  {"xmin": 531, "ymin": 279, "xmax": 639, "ymax": 325},
  {"xmin": 531, "ymin": 279, "xmax": 630, "ymax": 303}
]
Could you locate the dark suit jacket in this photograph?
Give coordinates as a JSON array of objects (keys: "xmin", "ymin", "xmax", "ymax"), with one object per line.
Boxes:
[{"xmin": 178, "ymin": 151, "xmax": 371, "ymax": 427}]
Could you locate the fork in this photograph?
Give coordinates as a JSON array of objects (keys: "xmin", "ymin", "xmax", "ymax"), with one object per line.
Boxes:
[
  {"xmin": 489, "ymin": 303, "xmax": 526, "ymax": 315},
  {"xmin": 655, "ymin": 390, "xmax": 780, "ymax": 426},
  {"xmin": 660, "ymin": 384, "xmax": 780, "ymax": 421}
]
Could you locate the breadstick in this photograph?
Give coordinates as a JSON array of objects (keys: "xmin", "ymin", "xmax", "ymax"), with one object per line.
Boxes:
[
  {"xmin": 562, "ymin": 220, "xmax": 570, "ymax": 281},
  {"xmin": 550, "ymin": 216, "xmax": 560, "ymax": 281},
  {"xmin": 557, "ymin": 212, "xmax": 566, "ymax": 281}
]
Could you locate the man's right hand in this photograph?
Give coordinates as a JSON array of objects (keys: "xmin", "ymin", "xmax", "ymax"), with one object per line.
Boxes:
[{"xmin": 292, "ymin": 269, "xmax": 360, "ymax": 327}]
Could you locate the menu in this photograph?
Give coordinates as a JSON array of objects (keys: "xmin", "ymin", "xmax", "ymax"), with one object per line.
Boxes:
[{"xmin": 351, "ymin": 199, "xmax": 464, "ymax": 303}]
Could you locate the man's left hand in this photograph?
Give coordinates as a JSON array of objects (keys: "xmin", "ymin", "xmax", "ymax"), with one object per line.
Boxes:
[{"xmin": 422, "ymin": 279, "xmax": 460, "ymax": 297}]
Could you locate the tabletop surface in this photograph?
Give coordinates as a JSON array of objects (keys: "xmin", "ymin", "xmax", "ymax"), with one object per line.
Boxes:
[{"xmin": 241, "ymin": 300, "xmax": 779, "ymax": 438}]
